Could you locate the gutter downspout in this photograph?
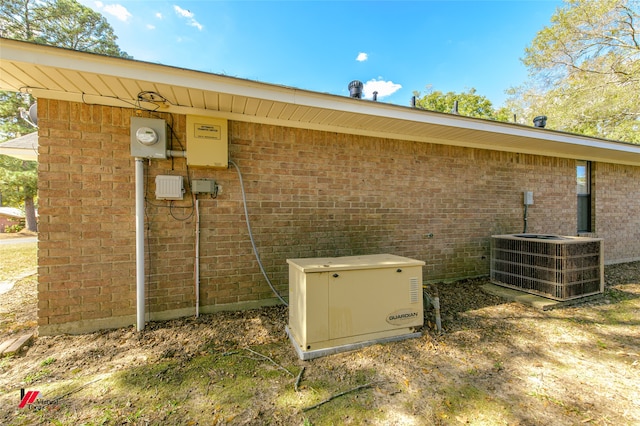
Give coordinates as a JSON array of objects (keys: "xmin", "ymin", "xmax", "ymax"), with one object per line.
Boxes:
[{"xmin": 135, "ymin": 157, "xmax": 146, "ymax": 331}]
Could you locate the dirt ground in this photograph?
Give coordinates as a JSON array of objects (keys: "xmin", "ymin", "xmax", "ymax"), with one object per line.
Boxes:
[{"xmin": 0, "ymin": 236, "xmax": 638, "ymax": 425}]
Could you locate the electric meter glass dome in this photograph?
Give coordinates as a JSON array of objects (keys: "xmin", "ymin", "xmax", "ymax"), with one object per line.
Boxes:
[{"xmin": 136, "ymin": 127, "xmax": 158, "ymax": 145}]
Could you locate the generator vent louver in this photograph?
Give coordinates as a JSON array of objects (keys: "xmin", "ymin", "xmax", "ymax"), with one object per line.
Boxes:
[{"xmin": 490, "ymin": 234, "xmax": 604, "ymax": 301}]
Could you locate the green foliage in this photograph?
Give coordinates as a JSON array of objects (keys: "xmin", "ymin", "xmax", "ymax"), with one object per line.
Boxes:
[
  {"xmin": 0, "ymin": 0, "xmax": 131, "ymax": 58},
  {"xmin": 523, "ymin": 0, "xmax": 638, "ymax": 84},
  {"xmin": 4, "ymin": 223, "xmax": 25, "ymax": 233},
  {"xmin": 0, "ymin": 91, "xmax": 34, "ymax": 140},
  {"xmin": 24, "ymin": 367, "xmax": 52, "ymax": 384},
  {"xmin": 0, "ymin": 0, "xmax": 46, "ymax": 40},
  {"xmin": 41, "ymin": 357, "xmax": 57, "ymax": 366},
  {"xmin": 511, "ymin": 0, "xmax": 640, "ymax": 142},
  {"xmin": 0, "ymin": 0, "xmax": 131, "ymax": 142},
  {"xmin": 0, "ymin": 0, "xmax": 131, "ymax": 229},
  {"xmin": 413, "ymin": 87, "xmax": 507, "ymax": 121},
  {"xmin": 0, "ymin": 155, "xmax": 38, "ymax": 204}
]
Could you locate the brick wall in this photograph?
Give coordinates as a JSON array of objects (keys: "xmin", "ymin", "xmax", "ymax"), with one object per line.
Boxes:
[
  {"xmin": 37, "ymin": 100, "xmax": 137, "ymax": 332},
  {"xmin": 594, "ymin": 163, "xmax": 640, "ymax": 263},
  {"xmin": 36, "ymin": 100, "xmax": 640, "ymax": 334}
]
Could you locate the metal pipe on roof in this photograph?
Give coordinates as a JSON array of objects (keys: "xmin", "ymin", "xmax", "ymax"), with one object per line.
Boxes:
[
  {"xmin": 452, "ymin": 100, "xmax": 459, "ymax": 115},
  {"xmin": 348, "ymin": 80, "xmax": 363, "ymax": 99}
]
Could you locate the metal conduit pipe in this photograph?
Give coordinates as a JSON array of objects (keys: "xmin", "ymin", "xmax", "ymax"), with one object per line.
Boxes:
[
  {"xmin": 135, "ymin": 157, "xmax": 146, "ymax": 331},
  {"xmin": 195, "ymin": 199, "xmax": 200, "ymax": 318}
]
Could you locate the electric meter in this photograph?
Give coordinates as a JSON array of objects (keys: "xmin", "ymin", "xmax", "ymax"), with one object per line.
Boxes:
[
  {"xmin": 130, "ymin": 117, "xmax": 167, "ymax": 159},
  {"xmin": 136, "ymin": 127, "xmax": 158, "ymax": 145}
]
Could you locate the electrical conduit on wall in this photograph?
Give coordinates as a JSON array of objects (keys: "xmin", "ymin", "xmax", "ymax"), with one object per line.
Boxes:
[
  {"xmin": 135, "ymin": 157, "xmax": 146, "ymax": 331},
  {"xmin": 135, "ymin": 156, "xmax": 287, "ymax": 333},
  {"xmin": 195, "ymin": 198, "xmax": 200, "ymax": 317},
  {"xmin": 230, "ymin": 160, "xmax": 288, "ymax": 306}
]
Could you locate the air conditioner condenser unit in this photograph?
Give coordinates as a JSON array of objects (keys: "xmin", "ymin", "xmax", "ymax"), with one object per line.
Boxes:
[
  {"xmin": 491, "ymin": 234, "xmax": 604, "ymax": 301},
  {"xmin": 286, "ymin": 254, "xmax": 425, "ymax": 360}
]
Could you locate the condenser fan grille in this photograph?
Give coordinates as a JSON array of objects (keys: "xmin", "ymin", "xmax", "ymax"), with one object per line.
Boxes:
[{"xmin": 490, "ymin": 234, "xmax": 603, "ymax": 301}]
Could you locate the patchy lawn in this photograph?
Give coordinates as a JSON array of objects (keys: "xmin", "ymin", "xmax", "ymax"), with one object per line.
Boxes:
[{"xmin": 0, "ymin": 243, "xmax": 638, "ymax": 425}]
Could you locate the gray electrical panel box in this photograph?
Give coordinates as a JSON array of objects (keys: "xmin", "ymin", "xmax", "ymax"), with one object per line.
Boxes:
[
  {"xmin": 192, "ymin": 179, "xmax": 217, "ymax": 194},
  {"xmin": 130, "ymin": 117, "xmax": 168, "ymax": 159}
]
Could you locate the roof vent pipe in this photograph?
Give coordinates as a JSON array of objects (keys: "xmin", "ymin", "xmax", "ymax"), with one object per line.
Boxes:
[
  {"xmin": 348, "ymin": 80, "xmax": 363, "ymax": 99},
  {"xmin": 451, "ymin": 100, "xmax": 459, "ymax": 115},
  {"xmin": 533, "ymin": 115, "xmax": 547, "ymax": 128},
  {"xmin": 373, "ymin": 91, "xmax": 378, "ymax": 102}
]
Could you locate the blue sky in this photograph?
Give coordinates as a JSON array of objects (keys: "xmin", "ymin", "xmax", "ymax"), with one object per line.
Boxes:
[{"xmin": 79, "ymin": 0, "xmax": 563, "ymax": 107}]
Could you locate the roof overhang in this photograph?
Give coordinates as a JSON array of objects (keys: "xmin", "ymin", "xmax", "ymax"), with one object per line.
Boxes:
[
  {"xmin": 0, "ymin": 132, "xmax": 38, "ymax": 161},
  {"xmin": 1, "ymin": 38, "xmax": 639, "ymax": 166},
  {"xmin": 0, "ymin": 207, "xmax": 24, "ymax": 218}
]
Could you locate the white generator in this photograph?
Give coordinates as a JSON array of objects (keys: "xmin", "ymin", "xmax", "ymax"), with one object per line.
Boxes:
[{"xmin": 286, "ymin": 254, "xmax": 425, "ymax": 360}]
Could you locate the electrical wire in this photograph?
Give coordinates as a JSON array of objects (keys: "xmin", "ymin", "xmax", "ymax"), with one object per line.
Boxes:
[
  {"xmin": 230, "ymin": 160, "xmax": 288, "ymax": 306},
  {"xmin": 143, "ymin": 160, "xmax": 152, "ymax": 323},
  {"xmin": 127, "ymin": 96, "xmax": 284, "ymax": 305},
  {"xmin": 169, "ymin": 200, "xmax": 194, "ymax": 221}
]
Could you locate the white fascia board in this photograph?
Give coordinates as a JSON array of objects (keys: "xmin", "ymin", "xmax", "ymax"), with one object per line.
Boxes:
[
  {"xmin": 3, "ymin": 39, "xmax": 639, "ymax": 163},
  {"xmin": 0, "ymin": 39, "xmax": 299, "ymax": 102}
]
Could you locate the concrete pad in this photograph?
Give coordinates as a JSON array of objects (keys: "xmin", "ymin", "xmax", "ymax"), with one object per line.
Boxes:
[
  {"xmin": 481, "ymin": 283, "xmax": 563, "ymax": 310},
  {"xmin": 482, "ymin": 283, "xmax": 605, "ymax": 311},
  {"xmin": 0, "ymin": 280, "xmax": 13, "ymax": 295},
  {"xmin": 285, "ymin": 326, "xmax": 422, "ymax": 360},
  {"xmin": 0, "ymin": 269, "xmax": 37, "ymax": 295}
]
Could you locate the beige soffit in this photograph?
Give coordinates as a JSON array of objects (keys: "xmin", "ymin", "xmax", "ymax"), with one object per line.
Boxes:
[{"xmin": 1, "ymin": 38, "xmax": 639, "ymax": 166}]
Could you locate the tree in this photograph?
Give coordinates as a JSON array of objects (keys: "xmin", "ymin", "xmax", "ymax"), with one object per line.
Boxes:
[
  {"xmin": 413, "ymin": 87, "xmax": 511, "ymax": 121},
  {"xmin": 0, "ymin": 0, "xmax": 45, "ymax": 41},
  {"xmin": 0, "ymin": 0, "xmax": 132, "ymax": 231},
  {"xmin": 0, "ymin": 0, "xmax": 131, "ymax": 57},
  {"xmin": 511, "ymin": 0, "xmax": 640, "ymax": 142},
  {"xmin": 0, "ymin": 156, "xmax": 38, "ymax": 232},
  {"xmin": 0, "ymin": 91, "xmax": 33, "ymax": 140},
  {"xmin": 0, "ymin": 0, "xmax": 131, "ymax": 138}
]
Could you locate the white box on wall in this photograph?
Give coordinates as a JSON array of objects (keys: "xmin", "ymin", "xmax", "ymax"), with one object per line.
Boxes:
[{"xmin": 155, "ymin": 175, "xmax": 184, "ymax": 200}]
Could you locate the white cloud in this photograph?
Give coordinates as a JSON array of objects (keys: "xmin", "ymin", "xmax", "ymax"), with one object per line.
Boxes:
[
  {"xmin": 363, "ymin": 78, "xmax": 402, "ymax": 99},
  {"xmin": 155, "ymin": 12, "xmax": 163, "ymax": 19},
  {"xmin": 189, "ymin": 21, "xmax": 203, "ymax": 31},
  {"xmin": 96, "ymin": 3, "xmax": 132, "ymax": 22},
  {"xmin": 173, "ymin": 5, "xmax": 204, "ymax": 31},
  {"xmin": 146, "ymin": 24, "xmax": 155, "ymax": 30},
  {"xmin": 173, "ymin": 5, "xmax": 193, "ymax": 18},
  {"xmin": 356, "ymin": 52, "xmax": 368, "ymax": 62}
]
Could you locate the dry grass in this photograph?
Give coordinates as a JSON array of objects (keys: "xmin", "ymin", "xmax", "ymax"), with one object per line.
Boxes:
[
  {"xmin": 0, "ymin": 243, "xmax": 36, "ymax": 281},
  {"xmin": 0, "ymin": 240, "xmax": 638, "ymax": 425}
]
